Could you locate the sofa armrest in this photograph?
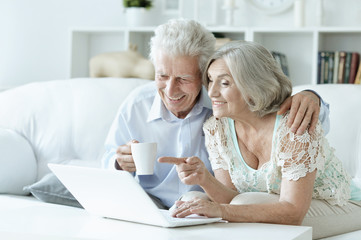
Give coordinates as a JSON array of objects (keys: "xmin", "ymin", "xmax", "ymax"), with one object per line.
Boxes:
[{"xmin": 0, "ymin": 128, "xmax": 37, "ymax": 194}]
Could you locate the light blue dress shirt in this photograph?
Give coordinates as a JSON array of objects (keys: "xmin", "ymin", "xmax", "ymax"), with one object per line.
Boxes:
[
  {"xmin": 102, "ymin": 82, "xmax": 330, "ymax": 208},
  {"xmin": 102, "ymin": 82, "xmax": 214, "ymax": 208}
]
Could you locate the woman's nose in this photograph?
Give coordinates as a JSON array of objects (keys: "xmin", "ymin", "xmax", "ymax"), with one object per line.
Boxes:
[{"xmin": 208, "ymin": 82, "xmax": 218, "ymax": 98}]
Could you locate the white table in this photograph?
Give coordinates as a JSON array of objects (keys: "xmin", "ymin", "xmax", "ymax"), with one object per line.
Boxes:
[{"xmin": 0, "ymin": 195, "xmax": 311, "ymax": 240}]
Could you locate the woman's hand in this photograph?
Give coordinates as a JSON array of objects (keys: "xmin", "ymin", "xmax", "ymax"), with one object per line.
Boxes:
[
  {"xmin": 158, "ymin": 156, "xmax": 211, "ymax": 186},
  {"xmin": 172, "ymin": 198, "xmax": 224, "ymax": 218}
]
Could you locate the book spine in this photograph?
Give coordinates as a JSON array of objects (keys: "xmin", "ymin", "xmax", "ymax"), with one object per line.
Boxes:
[
  {"xmin": 317, "ymin": 52, "xmax": 322, "ymax": 84},
  {"xmin": 319, "ymin": 51, "xmax": 326, "ymax": 84},
  {"xmin": 333, "ymin": 51, "xmax": 339, "ymax": 84},
  {"xmin": 279, "ymin": 53, "xmax": 289, "ymax": 77},
  {"xmin": 323, "ymin": 52, "xmax": 329, "ymax": 84},
  {"xmin": 272, "ymin": 51, "xmax": 282, "ymax": 68},
  {"xmin": 338, "ymin": 51, "xmax": 346, "ymax": 84},
  {"xmin": 354, "ymin": 61, "xmax": 361, "ymax": 84},
  {"xmin": 272, "ymin": 51, "xmax": 289, "ymax": 77},
  {"xmin": 343, "ymin": 52, "xmax": 352, "ymax": 83},
  {"xmin": 349, "ymin": 52, "xmax": 360, "ymax": 84},
  {"xmin": 327, "ymin": 52, "xmax": 334, "ymax": 84}
]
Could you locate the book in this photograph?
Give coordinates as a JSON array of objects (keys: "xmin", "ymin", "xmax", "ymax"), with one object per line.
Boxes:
[
  {"xmin": 272, "ymin": 51, "xmax": 282, "ymax": 70},
  {"xmin": 327, "ymin": 52, "xmax": 334, "ymax": 84},
  {"xmin": 338, "ymin": 51, "xmax": 347, "ymax": 84},
  {"xmin": 318, "ymin": 51, "xmax": 326, "ymax": 84},
  {"xmin": 317, "ymin": 52, "xmax": 322, "ymax": 84},
  {"xmin": 349, "ymin": 52, "xmax": 360, "ymax": 84},
  {"xmin": 332, "ymin": 51, "xmax": 339, "ymax": 84},
  {"xmin": 343, "ymin": 52, "xmax": 352, "ymax": 83},
  {"xmin": 279, "ymin": 53, "xmax": 289, "ymax": 77},
  {"xmin": 355, "ymin": 61, "xmax": 361, "ymax": 84},
  {"xmin": 323, "ymin": 52, "xmax": 330, "ymax": 84},
  {"xmin": 271, "ymin": 51, "xmax": 289, "ymax": 77}
]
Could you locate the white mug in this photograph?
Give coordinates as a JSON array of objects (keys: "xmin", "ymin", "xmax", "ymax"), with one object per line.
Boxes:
[{"xmin": 131, "ymin": 142, "xmax": 157, "ymax": 175}]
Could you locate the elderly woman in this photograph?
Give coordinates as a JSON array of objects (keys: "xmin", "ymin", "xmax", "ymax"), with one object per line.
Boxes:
[{"xmin": 159, "ymin": 40, "xmax": 361, "ymax": 239}]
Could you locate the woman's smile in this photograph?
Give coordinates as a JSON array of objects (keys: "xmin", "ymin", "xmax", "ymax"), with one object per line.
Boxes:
[{"xmin": 212, "ymin": 101, "xmax": 227, "ymax": 108}]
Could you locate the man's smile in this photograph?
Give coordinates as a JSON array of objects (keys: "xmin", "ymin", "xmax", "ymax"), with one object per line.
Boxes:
[{"xmin": 166, "ymin": 94, "xmax": 186, "ymax": 102}]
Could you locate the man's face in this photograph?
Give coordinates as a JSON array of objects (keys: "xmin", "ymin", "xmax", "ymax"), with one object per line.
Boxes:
[{"xmin": 154, "ymin": 52, "xmax": 202, "ymax": 119}]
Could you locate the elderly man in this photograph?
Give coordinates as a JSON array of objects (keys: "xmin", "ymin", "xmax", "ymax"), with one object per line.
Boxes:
[{"xmin": 101, "ymin": 19, "xmax": 329, "ymax": 209}]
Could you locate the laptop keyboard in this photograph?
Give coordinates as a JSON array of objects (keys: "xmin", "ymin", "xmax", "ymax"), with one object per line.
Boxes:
[
  {"xmin": 161, "ymin": 211, "xmax": 189, "ymax": 222},
  {"xmin": 160, "ymin": 210, "xmax": 209, "ymax": 222}
]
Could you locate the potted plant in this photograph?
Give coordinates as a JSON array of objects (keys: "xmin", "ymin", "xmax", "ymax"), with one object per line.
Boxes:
[
  {"xmin": 123, "ymin": 0, "xmax": 153, "ymax": 9},
  {"xmin": 123, "ymin": 0, "xmax": 154, "ymax": 27}
]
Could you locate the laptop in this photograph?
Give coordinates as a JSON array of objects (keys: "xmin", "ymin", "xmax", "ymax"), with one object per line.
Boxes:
[{"xmin": 48, "ymin": 163, "xmax": 223, "ymax": 228}]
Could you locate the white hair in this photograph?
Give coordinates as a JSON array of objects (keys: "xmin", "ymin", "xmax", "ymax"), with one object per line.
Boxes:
[
  {"xmin": 149, "ymin": 19, "xmax": 216, "ymax": 75},
  {"xmin": 204, "ymin": 40, "xmax": 292, "ymax": 117}
]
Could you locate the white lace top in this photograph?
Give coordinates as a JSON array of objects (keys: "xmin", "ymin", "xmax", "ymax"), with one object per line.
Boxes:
[{"xmin": 203, "ymin": 114, "xmax": 351, "ymax": 206}]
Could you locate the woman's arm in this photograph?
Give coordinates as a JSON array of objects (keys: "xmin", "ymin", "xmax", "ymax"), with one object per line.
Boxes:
[
  {"xmin": 201, "ymin": 168, "xmax": 239, "ymax": 203},
  {"xmin": 158, "ymin": 156, "xmax": 239, "ymax": 204},
  {"xmin": 220, "ymin": 171, "xmax": 316, "ymax": 224},
  {"xmin": 173, "ymin": 171, "xmax": 316, "ymax": 225}
]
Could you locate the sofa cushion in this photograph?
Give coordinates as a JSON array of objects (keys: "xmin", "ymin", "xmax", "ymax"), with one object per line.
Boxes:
[
  {"xmin": 0, "ymin": 128, "xmax": 37, "ymax": 195},
  {"xmin": 23, "ymin": 172, "xmax": 82, "ymax": 208},
  {"xmin": 0, "ymin": 78, "xmax": 151, "ymax": 181},
  {"xmin": 23, "ymin": 159, "xmax": 100, "ymax": 208}
]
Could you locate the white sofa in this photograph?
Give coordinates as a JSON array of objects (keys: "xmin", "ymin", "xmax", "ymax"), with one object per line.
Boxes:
[{"xmin": 0, "ymin": 78, "xmax": 360, "ymax": 239}]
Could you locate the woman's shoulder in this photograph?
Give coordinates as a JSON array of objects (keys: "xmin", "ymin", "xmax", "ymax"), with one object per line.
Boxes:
[{"xmin": 277, "ymin": 112, "xmax": 290, "ymax": 128}]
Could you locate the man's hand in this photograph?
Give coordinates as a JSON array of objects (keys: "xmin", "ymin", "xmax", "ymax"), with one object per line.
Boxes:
[
  {"xmin": 277, "ymin": 91, "xmax": 320, "ymax": 135},
  {"xmin": 158, "ymin": 156, "xmax": 210, "ymax": 186},
  {"xmin": 115, "ymin": 140, "xmax": 138, "ymax": 172}
]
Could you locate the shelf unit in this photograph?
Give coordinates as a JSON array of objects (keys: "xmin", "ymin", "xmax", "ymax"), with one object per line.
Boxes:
[
  {"xmin": 70, "ymin": 27, "xmax": 155, "ymax": 79},
  {"xmin": 70, "ymin": 26, "xmax": 361, "ymax": 86}
]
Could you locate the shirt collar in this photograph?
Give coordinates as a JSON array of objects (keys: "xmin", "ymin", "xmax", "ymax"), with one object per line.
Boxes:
[{"xmin": 147, "ymin": 86, "xmax": 212, "ymax": 123}]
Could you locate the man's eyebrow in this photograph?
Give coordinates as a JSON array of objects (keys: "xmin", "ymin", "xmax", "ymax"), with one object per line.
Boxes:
[
  {"xmin": 178, "ymin": 74, "xmax": 194, "ymax": 78},
  {"xmin": 155, "ymin": 73, "xmax": 195, "ymax": 79}
]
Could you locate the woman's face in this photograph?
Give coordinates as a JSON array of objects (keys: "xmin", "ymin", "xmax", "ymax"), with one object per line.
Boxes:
[{"xmin": 207, "ymin": 58, "xmax": 247, "ymax": 119}]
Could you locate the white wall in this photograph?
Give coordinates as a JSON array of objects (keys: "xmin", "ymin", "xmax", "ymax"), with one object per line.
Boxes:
[{"xmin": 1, "ymin": 0, "xmax": 361, "ymax": 88}]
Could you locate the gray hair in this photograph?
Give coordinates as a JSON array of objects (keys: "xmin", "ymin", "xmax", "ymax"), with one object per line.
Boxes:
[
  {"xmin": 149, "ymin": 19, "xmax": 216, "ymax": 75},
  {"xmin": 204, "ymin": 40, "xmax": 292, "ymax": 117}
]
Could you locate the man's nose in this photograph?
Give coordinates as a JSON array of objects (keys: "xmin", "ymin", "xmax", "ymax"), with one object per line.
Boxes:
[{"xmin": 165, "ymin": 77, "xmax": 179, "ymax": 96}]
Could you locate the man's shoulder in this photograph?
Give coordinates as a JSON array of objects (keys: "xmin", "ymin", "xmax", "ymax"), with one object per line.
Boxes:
[
  {"xmin": 121, "ymin": 81, "xmax": 157, "ymax": 106},
  {"xmin": 115, "ymin": 81, "xmax": 157, "ymax": 118}
]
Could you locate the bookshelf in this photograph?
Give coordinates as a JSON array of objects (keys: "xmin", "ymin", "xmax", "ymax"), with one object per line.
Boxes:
[{"xmin": 69, "ymin": 26, "xmax": 361, "ymax": 86}]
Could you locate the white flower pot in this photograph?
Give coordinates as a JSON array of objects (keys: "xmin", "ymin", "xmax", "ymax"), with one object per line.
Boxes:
[{"xmin": 126, "ymin": 7, "xmax": 151, "ymax": 27}]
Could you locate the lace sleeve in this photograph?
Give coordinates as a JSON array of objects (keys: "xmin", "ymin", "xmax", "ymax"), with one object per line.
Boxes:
[
  {"xmin": 203, "ymin": 117, "xmax": 229, "ymax": 171},
  {"xmin": 276, "ymin": 115, "xmax": 324, "ymax": 181}
]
